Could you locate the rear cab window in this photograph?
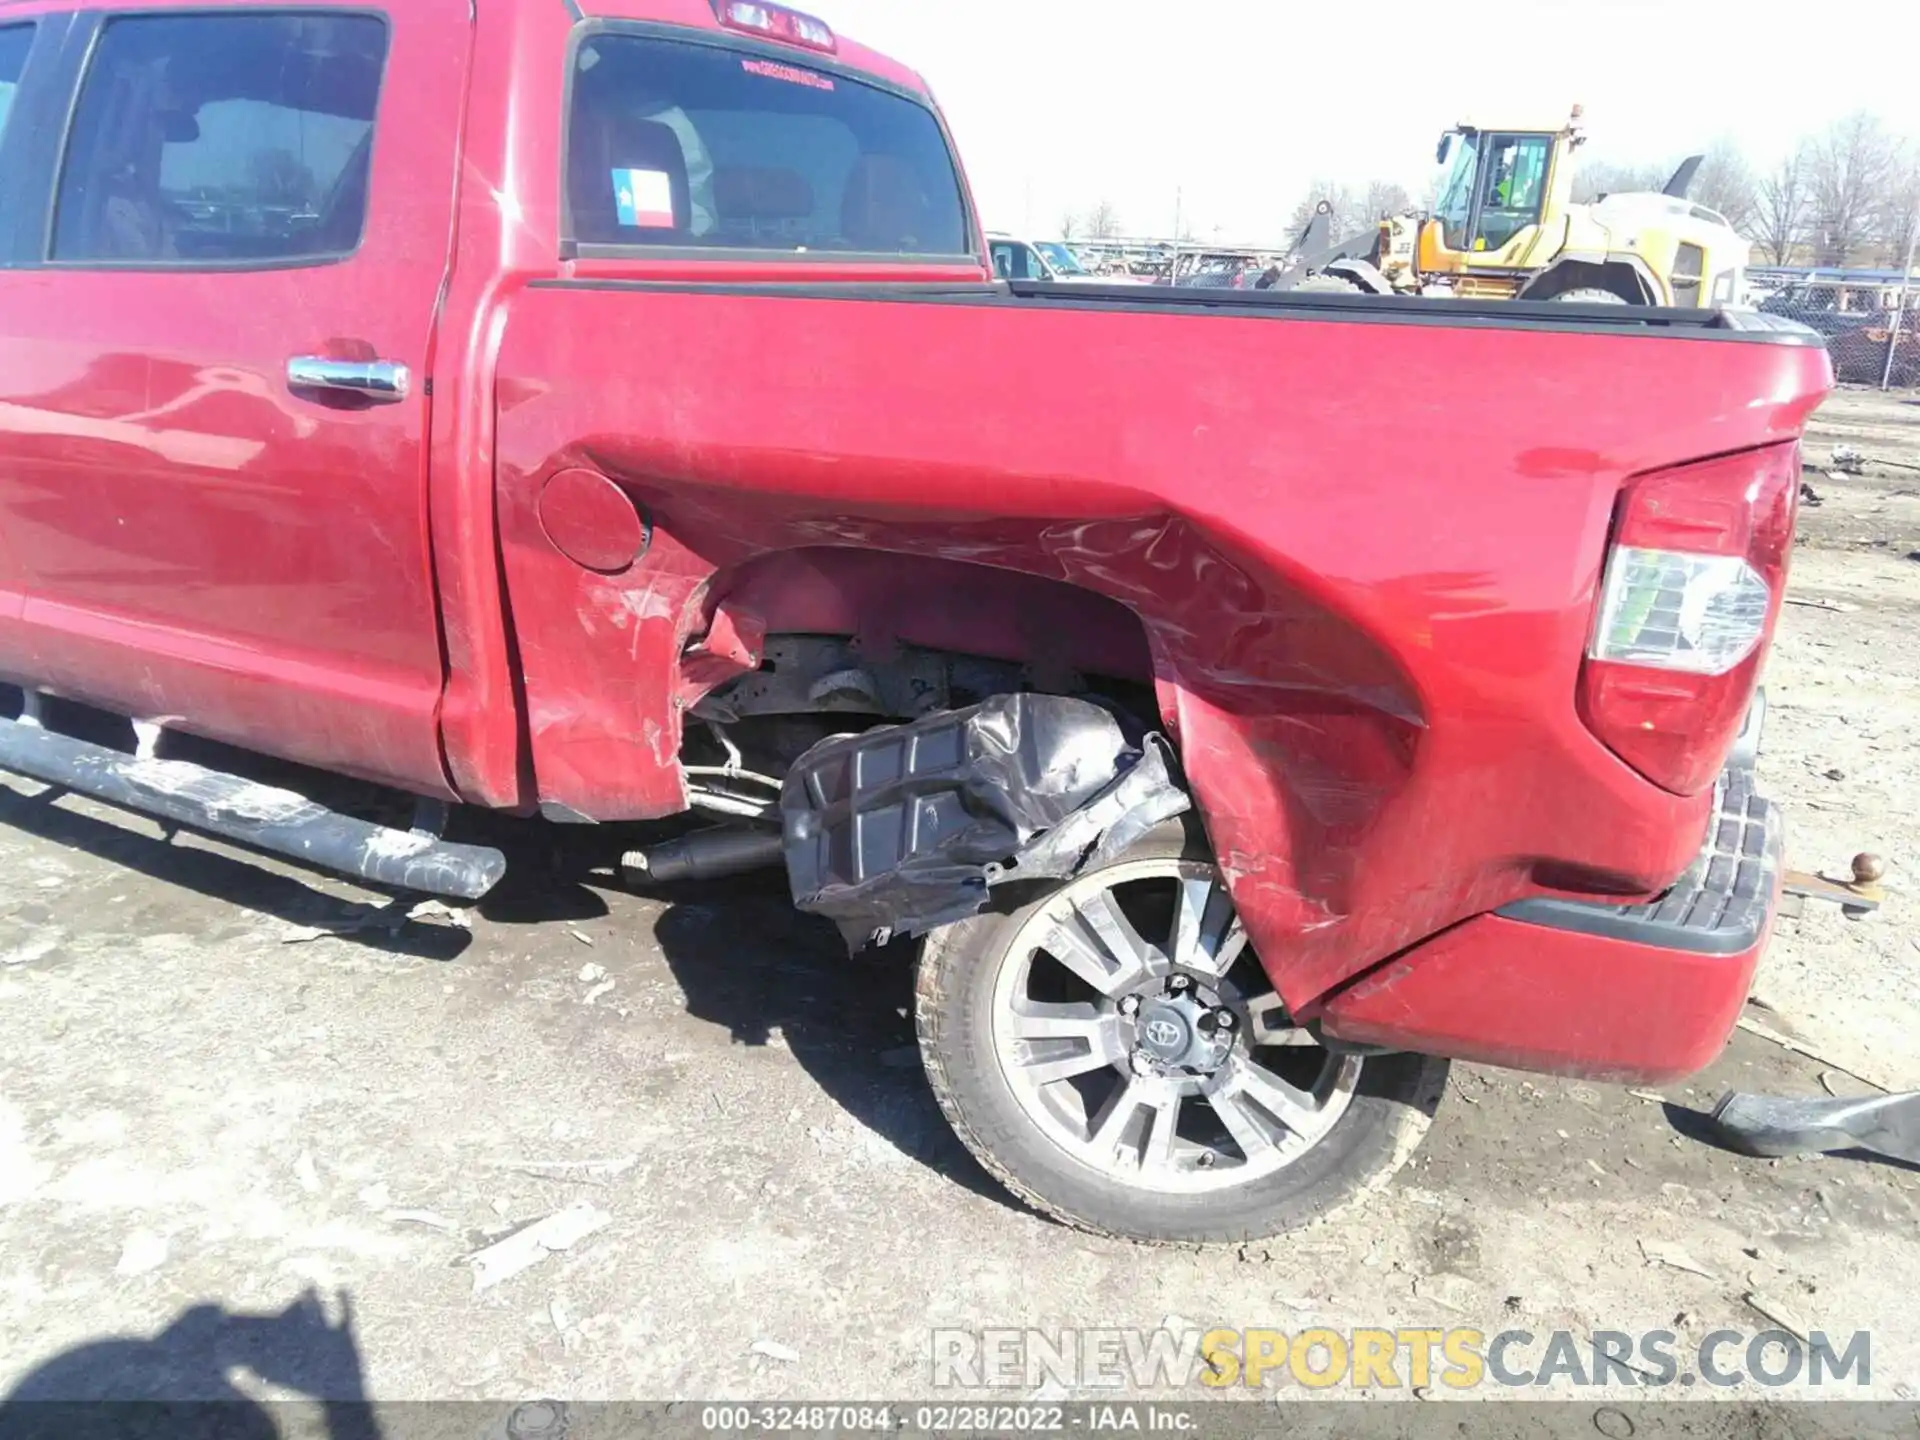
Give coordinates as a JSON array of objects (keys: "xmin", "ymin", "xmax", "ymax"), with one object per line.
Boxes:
[{"xmin": 565, "ymin": 29, "xmax": 970, "ymax": 258}]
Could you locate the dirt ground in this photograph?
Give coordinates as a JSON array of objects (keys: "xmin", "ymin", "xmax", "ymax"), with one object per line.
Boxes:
[{"xmin": 1, "ymin": 389, "xmax": 1918, "ymax": 1418}]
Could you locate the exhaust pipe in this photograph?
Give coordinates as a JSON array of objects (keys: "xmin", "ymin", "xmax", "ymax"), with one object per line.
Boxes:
[{"xmin": 622, "ymin": 827, "xmax": 784, "ymax": 885}]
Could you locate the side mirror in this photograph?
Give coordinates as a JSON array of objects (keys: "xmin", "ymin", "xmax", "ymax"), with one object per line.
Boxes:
[{"xmin": 1436, "ymin": 133, "xmax": 1453, "ymax": 165}]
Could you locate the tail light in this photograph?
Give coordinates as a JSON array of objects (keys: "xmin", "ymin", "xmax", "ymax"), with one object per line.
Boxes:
[
  {"xmin": 1579, "ymin": 443, "xmax": 1799, "ymax": 795},
  {"xmin": 713, "ymin": 0, "xmax": 837, "ymax": 51}
]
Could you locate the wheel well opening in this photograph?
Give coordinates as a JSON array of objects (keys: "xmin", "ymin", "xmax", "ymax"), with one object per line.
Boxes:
[
  {"xmin": 1521, "ymin": 260, "xmax": 1649, "ymax": 304},
  {"xmin": 685, "ymin": 546, "xmax": 1160, "ymax": 786}
]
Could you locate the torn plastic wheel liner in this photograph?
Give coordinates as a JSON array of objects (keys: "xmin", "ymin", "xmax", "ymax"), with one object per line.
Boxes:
[{"xmin": 780, "ymin": 693, "xmax": 1192, "ymax": 947}]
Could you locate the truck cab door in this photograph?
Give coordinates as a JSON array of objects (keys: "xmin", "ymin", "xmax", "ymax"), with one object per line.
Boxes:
[
  {"xmin": 0, "ymin": 0, "xmax": 469, "ymax": 794},
  {"xmin": 0, "ymin": 16, "xmax": 69, "ymax": 671}
]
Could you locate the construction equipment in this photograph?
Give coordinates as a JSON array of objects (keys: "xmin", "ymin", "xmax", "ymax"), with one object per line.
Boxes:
[{"xmin": 1265, "ymin": 107, "xmax": 1750, "ymax": 308}]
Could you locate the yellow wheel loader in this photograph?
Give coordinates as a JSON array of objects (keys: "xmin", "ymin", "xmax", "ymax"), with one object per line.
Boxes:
[{"xmin": 1266, "ymin": 108, "xmax": 1750, "ymax": 308}]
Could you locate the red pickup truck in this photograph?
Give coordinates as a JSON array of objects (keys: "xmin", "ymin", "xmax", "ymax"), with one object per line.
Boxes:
[{"xmin": 0, "ymin": 0, "xmax": 1831, "ymax": 1242}]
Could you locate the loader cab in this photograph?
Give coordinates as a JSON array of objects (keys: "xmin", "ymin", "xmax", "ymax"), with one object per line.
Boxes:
[
  {"xmin": 1416, "ymin": 107, "xmax": 1747, "ymax": 308},
  {"xmin": 1425, "ymin": 111, "xmax": 1582, "ymax": 283}
]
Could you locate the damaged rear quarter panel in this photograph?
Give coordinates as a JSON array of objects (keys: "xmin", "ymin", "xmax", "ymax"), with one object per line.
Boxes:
[{"xmin": 491, "ymin": 285, "xmax": 1828, "ymax": 1007}]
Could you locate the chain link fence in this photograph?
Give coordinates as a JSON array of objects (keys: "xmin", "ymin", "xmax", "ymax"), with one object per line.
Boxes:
[{"xmin": 1753, "ymin": 275, "xmax": 1919, "ymax": 389}]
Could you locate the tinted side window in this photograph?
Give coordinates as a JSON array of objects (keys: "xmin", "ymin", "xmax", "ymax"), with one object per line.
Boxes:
[
  {"xmin": 53, "ymin": 13, "xmax": 387, "ymax": 265},
  {"xmin": 0, "ymin": 24, "xmax": 32, "ymax": 143},
  {"xmin": 567, "ymin": 34, "xmax": 969, "ymax": 256}
]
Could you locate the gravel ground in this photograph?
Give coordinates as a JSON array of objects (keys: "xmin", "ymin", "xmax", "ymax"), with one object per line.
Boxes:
[{"xmin": 0, "ymin": 389, "xmax": 1917, "ymax": 1419}]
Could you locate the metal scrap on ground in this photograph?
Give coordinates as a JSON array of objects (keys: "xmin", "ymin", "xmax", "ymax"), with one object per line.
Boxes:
[{"xmin": 467, "ymin": 1202, "xmax": 612, "ymax": 1292}]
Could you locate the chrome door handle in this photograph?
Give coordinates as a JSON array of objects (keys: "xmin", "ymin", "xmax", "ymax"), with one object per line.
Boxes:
[{"xmin": 286, "ymin": 356, "xmax": 410, "ymax": 402}]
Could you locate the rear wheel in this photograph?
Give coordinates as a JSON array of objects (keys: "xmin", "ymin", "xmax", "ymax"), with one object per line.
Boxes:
[
  {"xmin": 914, "ymin": 827, "xmax": 1448, "ymax": 1243},
  {"xmin": 1551, "ymin": 287, "xmax": 1632, "ymax": 304}
]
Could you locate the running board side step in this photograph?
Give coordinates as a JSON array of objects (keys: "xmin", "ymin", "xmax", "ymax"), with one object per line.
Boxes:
[{"xmin": 0, "ymin": 718, "xmax": 506, "ymax": 900}]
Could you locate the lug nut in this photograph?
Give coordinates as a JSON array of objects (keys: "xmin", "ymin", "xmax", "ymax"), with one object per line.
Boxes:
[
  {"xmin": 1213, "ymin": 1011, "xmax": 1235, "ymax": 1030},
  {"xmin": 1169, "ymin": 975, "xmax": 1192, "ymax": 994},
  {"xmin": 1119, "ymin": 995, "xmax": 1141, "ymax": 1016}
]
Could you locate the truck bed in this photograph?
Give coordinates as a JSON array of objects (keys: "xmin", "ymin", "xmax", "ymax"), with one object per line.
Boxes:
[{"xmin": 485, "ymin": 276, "xmax": 1830, "ymax": 1011}]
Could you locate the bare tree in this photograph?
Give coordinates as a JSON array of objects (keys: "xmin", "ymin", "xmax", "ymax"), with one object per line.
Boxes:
[
  {"xmin": 1878, "ymin": 147, "xmax": 1920, "ymax": 269},
  {"xmin": 1691, "ymin": 140, "xmax": 1757, "ymax": 235},
  {"xmin": 1083, "ymin": 200, "xmax": 1122, "ymax": 240},
  {"xmin": 1287, "ymin": 181, "xmax": 1359, "ymax": 239},
  {"xmin": 1570, "ymin": 160, "xmax": 1667, "ymax": 204},
  {"xmin": 1058, "ymin": 211, "xmax": 1079, "ymax": 241},
  {"xmin": 1360, "ymin": 180, "xmax": 1413, "ymax": 220},
  {"xmin": 1755, "ymin": 144, "xmax": 1812, "ymax": 265},
  {"xmin": 1807, "ymin": 111, "xmax": 1897, "ymax": 265}
]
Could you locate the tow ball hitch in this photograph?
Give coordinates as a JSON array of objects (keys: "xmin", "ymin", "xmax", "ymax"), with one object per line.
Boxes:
[{"xmin": 1782, "ymin": 852, "xmax": 1885, "ymax": 920}]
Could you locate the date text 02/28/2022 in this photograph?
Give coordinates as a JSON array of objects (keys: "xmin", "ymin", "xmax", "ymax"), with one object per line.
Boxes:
[{"xmin": 696, "ymin": 1405, "xmax": 1195, "ymax": 1433}]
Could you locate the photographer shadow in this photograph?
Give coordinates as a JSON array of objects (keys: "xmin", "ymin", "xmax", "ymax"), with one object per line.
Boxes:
[{"xmin": 0, "ymin": 1289, "xmax": 380, "ymax": 1440}]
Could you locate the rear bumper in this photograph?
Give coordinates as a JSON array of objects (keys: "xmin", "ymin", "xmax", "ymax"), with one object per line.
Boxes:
[{"xmin": 1318, "ymin": 769, "xmax": 1780, "ymax": 1084}]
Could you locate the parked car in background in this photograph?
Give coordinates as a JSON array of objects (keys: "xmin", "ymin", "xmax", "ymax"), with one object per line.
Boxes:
[
  {"xmin": 988, "ymin": 233, "xmax": 1104, "ymax": 283},
  {"xmin": 1164, "ymin": 251, "xmax": 1270, "ymax": 289},
  {"xmin": 1759, "ymin": 275, "xmax": 1918, "ymax": 386}
]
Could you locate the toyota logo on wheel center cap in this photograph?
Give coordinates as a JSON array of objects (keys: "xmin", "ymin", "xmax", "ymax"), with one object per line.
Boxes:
[{"xmin": 1138, "ymin": 1010, "xmax": 1188, "ymax": 1058}]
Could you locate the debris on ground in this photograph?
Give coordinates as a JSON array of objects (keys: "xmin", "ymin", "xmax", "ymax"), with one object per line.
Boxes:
[
  {"xmin": 385, "ymin": 1208, "xmax": 459, "ymax": 1233},
  {"xmin": 113, "ymin": 1230, "xmax": 169, "ymax": 1277},
  {"xmin": 409, "ymin": 898, "xmax": 473, "ymax": 928},
  {"xmin": 578, "ymin": 962, "xmax": 607, "ymax": 984},
  {"xmin": 583, "ymin": 978, "xmax": 616, "ymax": 1005},
  {"xmin": 279, "ymin": 898, "xmax": 416, "ymax": 944},
  {"xmin": 487, "ymin": 1154, "xmax": 640, "ymax": 1181},
  {"xmin": 467, "ymin": 1203, "xmax": 612, "ymax": 1292},
  {"xmin": 1411, "ymin": 1273, "xmax": 1476, "ymax": 1313},
  {"xmin": 1744, "ymin": 1292, "xmax": 1812, "ymax": 1344},
  {"xmin": 750, "ymin": 1339, "xmax": 800, "ymax": 1364},
  {"xmin": 1831, "ymin": 445, "xmax": 1866, "ymax": 475},
  {"xmin": 1638, "ymin": 1239, "xmax": 1715, "ymax": 1279},
  {"xmin": 293, "ymin": 1150, "xmax": 321, "ymax": 1194},
  {"xmin": 568, "ymin": 928, "xmax": 595, "ymax": 947}
]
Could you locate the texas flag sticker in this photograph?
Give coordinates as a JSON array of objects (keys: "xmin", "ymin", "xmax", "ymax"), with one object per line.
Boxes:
[{"xmin": 612, "ymin": 167, "xmax": 675, "ymax": 229}]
